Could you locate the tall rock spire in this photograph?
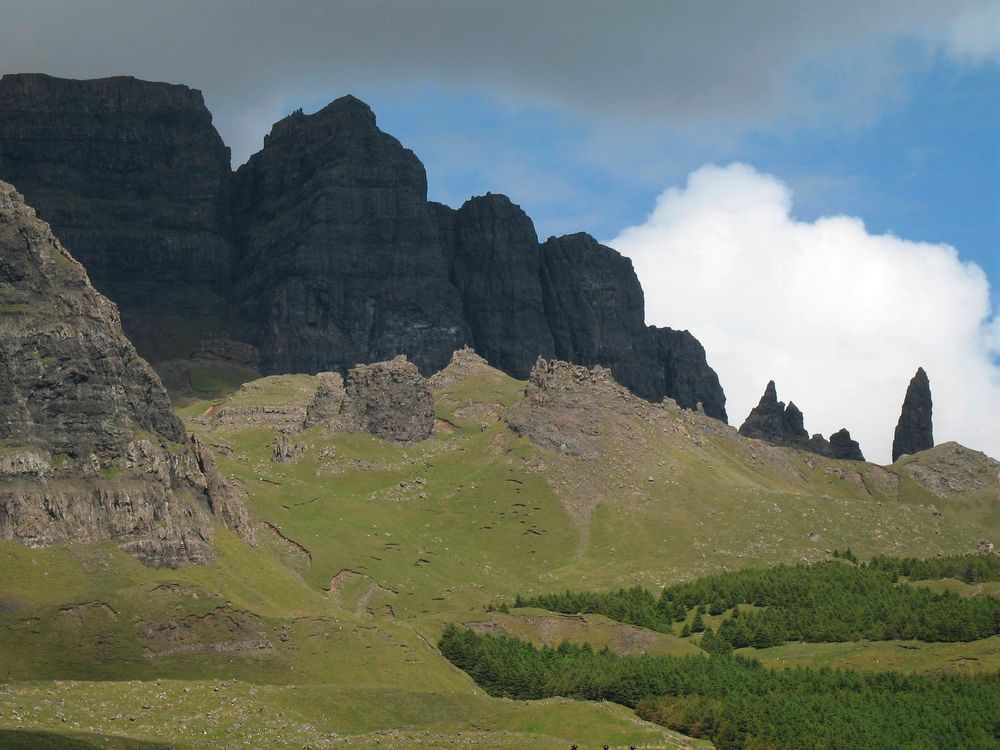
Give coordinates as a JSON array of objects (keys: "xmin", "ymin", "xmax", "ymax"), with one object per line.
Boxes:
[{"xmin": 892, "ymin": 367, "xmax": 934, "ymax": 462}]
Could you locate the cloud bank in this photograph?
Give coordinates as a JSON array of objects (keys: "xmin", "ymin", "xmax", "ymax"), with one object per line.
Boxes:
[
  {"xmin": 0, "ymin": 1, "xmax": 983, "ymax": 164},
  {"xmin": 612, "ymin": 164, "xmax": 1000, "ymax": 464}
]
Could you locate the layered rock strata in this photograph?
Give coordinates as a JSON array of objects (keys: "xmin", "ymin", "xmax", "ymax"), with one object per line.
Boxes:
[
  {"xmin": 0, "ymin": 180, "xmax": 252, "ymax": 566},
  {"xmin": 0, "ymin": 74, "xmax": 236, "ymax": 360}
]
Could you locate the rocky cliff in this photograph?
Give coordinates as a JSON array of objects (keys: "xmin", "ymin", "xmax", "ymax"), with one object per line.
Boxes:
[
  {"xmin": 0, "ymin": 74, "xmax": 236, "ymax": 362},
  {"xmin": 0, "ymin": 181, "xmax": 253, "ymax": 566},
  {"xmin": 233, "ymin": 96, "xmax": 468, "ymax": 376},
  {"xmin": 892, "ymin": 367, "xmax": 934, "ymax": 462},
  {"xmin": 0, "ymin": 75, "xmax": 727, "ymax": 422}
]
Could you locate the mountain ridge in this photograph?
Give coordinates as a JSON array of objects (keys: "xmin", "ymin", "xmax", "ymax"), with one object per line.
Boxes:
[{"xmin": 0, "ymin": 73, "xmax": 727, "ymax": 420}]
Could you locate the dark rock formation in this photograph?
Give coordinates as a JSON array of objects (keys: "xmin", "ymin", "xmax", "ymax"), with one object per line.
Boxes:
[
  {"xmin": 739, "ymin": 382, "xmax": 808, "ymax": 446},
  {"xmin": 539, "ymin": 233, "xmax": 727, "ymax": 420},
  {"xmin": 807, "ymin": 433, "xmax": 833, "ymax": 457},
  {"xmin": 436, "ymin": 194, "xmax": 553, "ymax": 378},
  {"xmin": 0, "ymin": 75, "xmax": 727, "ymax": 422},
  {"xmin": 342, "ymin": 356, "xmax": 435, "ymax": 442},
  {"xmin": 0, "ymin": 180, "xmax": 252, "ymax": 566},
  {"xmin": 829, "ymin": 428, "xmax": 865, "ymax": 461},
  {"xmin": 892, "ymin": 367, "xmax": 934, "ymax": 462},
  {"xmin": 232, "ymin": 96, "xmax": 467, "ymax": 376},
  {"xmin": 0, "ymin": 73, "xmax": 236, "ymax": 361},
  {"xmin": 739, "ymin": 381, "xmax": 864, "ymax": 461},
  {"xmin": 645, "ymin": 326, "xmax": 727, "ymax": 419}
]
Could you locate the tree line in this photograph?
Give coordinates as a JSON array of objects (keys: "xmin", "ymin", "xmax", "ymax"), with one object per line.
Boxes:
[
  {"xmin": 440, "ymin": 625, "xmax": 1000, "ymax": 750},
  {"xmin": 516, "ymin": 554, "xmax": 1000, "ymax": 648}
]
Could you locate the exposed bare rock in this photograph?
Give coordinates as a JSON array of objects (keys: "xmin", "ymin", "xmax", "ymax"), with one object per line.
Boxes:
[
  {"xmin": 0, "ymin": 180, "xmax": 250, "ymax": 566},
  {"xmin": 739, "ymin": 382, "xmax": 809, "ymax": 448},
  {"xmin": 428, "ymin": 347, "xmax": 505, "ymax": 390},
  {"xmin": 343, "ymin": 356, "xmax": 435, "ymax": 442},
  {"xmin": 506, "ymin": 358, "xmax": 642, "ymax": 459},
  {"xmin": 233, "ymin": 96, "xmax": 467, "ymax": 376},
  {"xmin": 0, "ymin": 451, "xmax": 52, "ymax": 477},
  {"xmin": 303, "ymin": 372, "xmax": 351, "ymax": 430},
  {"xmin": 271, "ymin": 433, "xmax": 306, "ymax": 464},
  {"xmin": 900, "ymin": 442, "xmax": 1000, "ymax": 497},
  {"xmin": 829, "ymin": 428, "xmax": 865, "ymax": 461},
  {"xmin": 191, "ymin": 436, "xmax": 255, "ymax": 545},
  {"xmin": 538, "ymin": 232, "xmax": 727, "ymax": 420},
  {"xmin": 1, "ymin": 76, "xmax": 731, "ymax": 418},
  {"xmin": 0, "ymin": 74, "xmax": 236, "ymax": 363},
  {"xmin": 892, "ymin": 367, "xmax": 934, "ymax": 462}
]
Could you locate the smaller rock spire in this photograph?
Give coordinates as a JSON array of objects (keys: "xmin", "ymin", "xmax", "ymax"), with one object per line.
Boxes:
[
  {"xmin": 892, "ymin": 367, "xmax": 934, "ymax": 462},
  {"xmin": 829, "ymin": 428, "xmax": 865, "ymax": 461},
  {"xmin": 740, "ymin": 381, "xmax": 864, "ymax": 461}
]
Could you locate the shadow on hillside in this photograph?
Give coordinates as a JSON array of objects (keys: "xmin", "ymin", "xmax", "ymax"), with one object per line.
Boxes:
[{"xmin": 0, "ymin": 730, "xmax": 176, "ymax": 749}]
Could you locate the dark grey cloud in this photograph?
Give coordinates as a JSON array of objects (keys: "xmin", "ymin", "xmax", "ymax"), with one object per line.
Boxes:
[{"xmin": 0, "ymin": 0, "xmax": 976, "ymax": 164}]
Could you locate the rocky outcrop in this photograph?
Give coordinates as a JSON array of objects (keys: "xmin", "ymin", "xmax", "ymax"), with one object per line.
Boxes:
[
  {"xmin": 0, "ymin": 180, "xmax": 252, "ymax": 566},
  {"xmin": 506, "ymin": 358, "xmax": 639, "ymax": 459},
  {"xmin": 210, "ymin": 358, "xmax": 435, "ymax": 442},
  {"xmin": 304, "ymin": 358, "xmax": 435, "ymax": 442},
  {"xmin": 829, "ymin": 428, "xmax": 865, "ymax": 462},
  {"xmin": 428, "ymin": 347, "xmax": 506, "ymax": 390},
  {"xmin": 0, "ymin": 74, "xmax": 235, "ymax": 361},
  {"xmin": 342, "ymin": 356, "xmax": 435, "ymax": 442},
  {"xmin": 644, "ymin": 326, "xmax": 727, "ymax": 419},
  {"xmin": 0, "ymin": 75, "xmax": 728, "ymax": 422},
  {"xmin": 739, "ymin": 382, "xmax": 809, "ymax": 446},
  {"xmin": 303, "ymin": 372, "xmax": 351, "ymax": 430},
  {"xmin": 892, "ymin": 367, "xmax": 934, "ymax": 462},
  {"xmin": 739, "ymin": 382, "xmax": 864, "ymax": 461},
  {"xmin": 900, "ymin": 442, "xmax": 999, "ymax": 497}
]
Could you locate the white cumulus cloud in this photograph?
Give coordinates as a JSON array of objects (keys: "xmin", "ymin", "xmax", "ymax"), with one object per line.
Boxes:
[{"xmin": 611, "ymin": 163, "xmax": 1000, "ymax": 464}]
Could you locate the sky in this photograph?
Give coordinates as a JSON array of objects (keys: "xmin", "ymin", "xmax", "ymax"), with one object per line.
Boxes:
[{"xmin": 0, "ymin": 1, "xmax": 998, "ymax": 462}]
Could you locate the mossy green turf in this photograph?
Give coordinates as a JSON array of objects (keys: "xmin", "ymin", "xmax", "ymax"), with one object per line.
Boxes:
[{"xmin": 1, "ymin": 369, "xmax": 997, "ymax": 747}]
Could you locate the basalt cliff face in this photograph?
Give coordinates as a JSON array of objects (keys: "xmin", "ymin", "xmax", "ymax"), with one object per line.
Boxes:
[
  {"xmin": 0, "ymin": 181, "xmax": 253, "ymax": 566},
  {"xmin": 0, "ymin": 74, "xmax": 727, "ymax": 421},
  {"xmin": 0, "ymin": 74, "xmax": 236, "ymax": 362},
  {"xmin": 233, "ymin": 97, "xmax": 467, "ymax": 376}
]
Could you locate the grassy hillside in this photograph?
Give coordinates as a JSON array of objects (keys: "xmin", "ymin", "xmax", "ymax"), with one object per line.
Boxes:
[{"xmin": 1, "ymin": 355, "xmax": 997, "ymax": 747}]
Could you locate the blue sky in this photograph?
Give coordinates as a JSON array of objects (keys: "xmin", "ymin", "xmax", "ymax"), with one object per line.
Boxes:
[{"xmin": 295, "ymin": 53, "xmax": 998, "ymax": 302}]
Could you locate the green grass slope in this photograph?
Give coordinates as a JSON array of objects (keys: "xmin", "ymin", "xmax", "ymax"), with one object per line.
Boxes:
[{"xmin": 1, "ymin": 354, "xmax": 997, "ymax": 747}]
